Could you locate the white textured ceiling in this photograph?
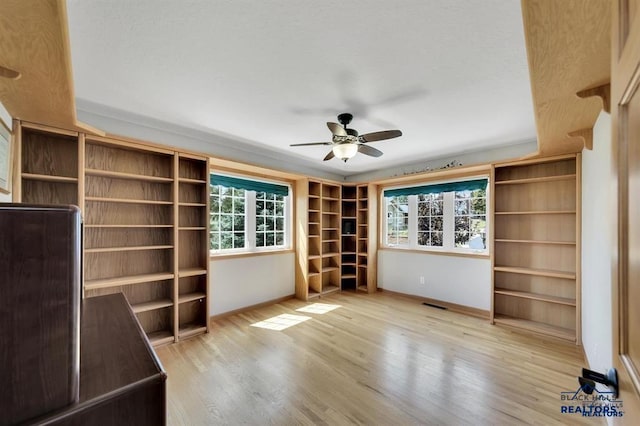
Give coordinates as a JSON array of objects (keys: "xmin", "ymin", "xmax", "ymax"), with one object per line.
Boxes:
[{"xmin": 67, "ymin": 0, "xmax": 536, "ymax": 175}]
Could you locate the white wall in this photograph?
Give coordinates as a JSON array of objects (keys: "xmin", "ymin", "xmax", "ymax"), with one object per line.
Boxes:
[
  {"xmin": 209, "ymin": 252, "xmax": 295, "ymax": 316},
  {"xmin": 378, "ymin": 249, "xmax": 491, "ymax": 311},
  {"xmin": 581, "ymin": 110, "xmax": 613, "ymax": 371}
]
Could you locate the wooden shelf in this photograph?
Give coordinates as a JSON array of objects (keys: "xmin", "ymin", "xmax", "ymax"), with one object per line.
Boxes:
[
  {"xmin": 322, "ymin": 252, "xmax": 340, "ymax": 258},
  {"xmin": 179, "ymin": 226, "xmax": 206, "ymax": 231},
  {"xmin": 322, "ymin": 285, "xmax": 340, "ymax": 294},
  {"xmin": 495, "ymin": 210, "xmax": 576, "ymax": 215},
  {"xmin": 85, "ymin": 272, "xmax": 175, "ymax": 290},
  {"xmin": 322, "ymin": 196, "xmax": 339, "ymax": 201},
  {"xmin": 323, "ymin": 227, "xmax": 339, "ymax": 231},
  {"xmin": 494, "ymin": 266, "xmax": 575, "ymax": 280},
  {"xmin": 322, "ymin": 212, "xmax": 339, "ymax": 215},
  {"xmin": 21, "ymin": 172, "xmax": 77, "ymax": 183},
  {"xmin": 85, "ymin": 168, "xmax": 173, "ymax": 182},
  {"xmin": 178, "ymin": 292, "xmax": 207, "ymax": 304},
  {"xmin": 493, "ymin": 315, "xmax": 575, "ymax": 341},
  {"xmin": 131, "ymin": 299, "xmax": 173, "ymax": 314},
  {"xmin": 322, "ymin": 266, "xmax": 339, "ymax": 272},
  {"xmin": 323, "ymin": 239, "xmax": 339, "ymax": 242},
  {"xmin": 308, "ymin": 209, "xmax": 320, "ymax": 213},
  {"xmin": 309, "ymin": 222, "xmax": 320, "ymax": 225},
  {"xmin": 494, "ymin": 174, "xmax": 576, "ymax": 185},
  {"xmin": 85, "ymin": 245, "xmax": 173, "ymax": 253},
  {"xmin": 342, "ymin": 251, "xmax": 356, "ymax": 255},
  {"xmin": 308, "ymin": 289, "xmax": 321, "ymax": 298},
  {"xmin": 494, "ymin": 289, "xmax": 576, "ymax": 306},
  {"xmin": 86, "ymin": 196, "xmax": 173, "ymax": 205},
  {"xmin": 357, "ymin": 285, "xmax": 368, "ymax": 292},
  {"xmin": 178, "ymin": 324, "xmax": 208, "ymax": 339},
  {"xmin": 308, "ymin": 254, "xmax": 321, "ymax": 260},
  {"xmin": 179, "ymin": 202, "xmax": 206, "ymax": 207},
  {"xmin": 308, "ymin": 195, "xmax": 320, "ymax": 199},
  {"xmin": 342, "ymin": 274, "xmax": 357, "ymax": 279},
  {"xmin": 178, "ymin": 177, "xmax": 207, "ymax": 184},
  {"xmin": 85, "ymin": 224, "xmax": 173, "ymax": 229},
  {"xmin": 308, "ymin": 272, "xmax": 320, "ymax": 277},
  {"xmin": 148, "ymin": 330, "xmax": 175, "ymax": 347},
  {"xmin": 178, "ymin": 268, "xmax": 207, "ymax": 278},
  {"xmin": 495, "ymin": 239, "xmax": 576, "ymax": 245},
  {"xmin": 342, "ymin": 262, "xmax": 357, "ymax": 266}
]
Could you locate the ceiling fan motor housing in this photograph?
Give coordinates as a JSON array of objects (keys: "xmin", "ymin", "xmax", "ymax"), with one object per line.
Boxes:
[{"xmin": 337, "ymin": 113, "xmax": 353, "ymax": 126}]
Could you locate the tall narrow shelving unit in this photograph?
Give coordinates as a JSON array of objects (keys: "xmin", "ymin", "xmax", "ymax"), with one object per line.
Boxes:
[
  {"xmin": 321, "ymin": 182, "xmax": 342, "ymax": 295},
  {"xmin": 83, "ymin": 137, "xmax": 177, "ymax": 346},
  {"xmin": 176, "ymin": 154, "xmax": 210, "ymax": 339},
  {"xmin": 341, "ymin": 185, "xmax": 357, "ymax": 291},
  {"xmin": 295, "ymin": 179, "xmax": 343, "ymax": 300},
  {"xmin": 307, "ymin": 180, "xmax": 322, "ymax": 298},
  {"xmin": 491, "ymin": 154, "xmax": 580, "ymax": 343},
  {"xmin": 356, "ymin": 185, "xmax": 370, "ymax": 292}
]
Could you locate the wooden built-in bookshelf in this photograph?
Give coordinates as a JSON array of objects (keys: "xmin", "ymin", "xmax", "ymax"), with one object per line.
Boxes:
[
  {"xmin": 15, "ymin": 121, "xmax": 210, "ymax": 346},
  {"xmin": 491, "ymin": 155, "xmax": 580, "ymax": 343}
]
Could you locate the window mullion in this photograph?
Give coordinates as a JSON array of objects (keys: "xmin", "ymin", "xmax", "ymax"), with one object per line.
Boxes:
[
  {"xmin": 246, "ymin": 191, "xmax": 256, "ymax": 251},
  {"xmin": 408, "ymin": 195, "xmax": 418, "ymax": 249},
  {"xmin": 443, "ymin": 192, "xmax": 454, "ymax": 250}
]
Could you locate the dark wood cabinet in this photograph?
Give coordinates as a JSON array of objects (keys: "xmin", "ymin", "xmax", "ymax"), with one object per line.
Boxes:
[
  {"xmin": 0, "ymin": 204, "xmax": 82, "ymax": 425},
  {"xmin": 32, "ymin": 293, "xmax": 167, "ymax": 425}
]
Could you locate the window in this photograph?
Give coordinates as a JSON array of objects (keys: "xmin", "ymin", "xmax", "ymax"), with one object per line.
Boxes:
[
  {"xmin": 210, "ymin": 174, "xmax": 291, "ymax": 253},
  {"xmin": 210, "ymin": 185, "xmax": 245, "ymax": 250},
  {"xmin": 454, "ymin": 189, "xmax": 487, "ymax": 249},
  {"xmin": 417, "ymin": 193, "xmax": 444, "ymax": 247},
  {"xmin": 255, "ymin": 191, "xmax": 286, "ymax": 248},
  {"xmin": 383, "ymin": 178, "xmax": 488, "ymax": 253},
  {"xmin": 386, "ymin": 195, "xmax": 409, "ymax": 245}
]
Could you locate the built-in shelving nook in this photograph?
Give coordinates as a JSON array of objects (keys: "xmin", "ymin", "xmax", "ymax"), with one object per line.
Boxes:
[{"xmin": 491, "ymin": 154, "xmax": 581, "ymax": 343}]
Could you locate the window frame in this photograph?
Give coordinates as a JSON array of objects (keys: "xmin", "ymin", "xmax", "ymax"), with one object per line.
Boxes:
[
  {"xmin": 381, "ymin": 177, "xmax": 490, "ymax": 255},
  {"xmin": 209, "ymin": 173, "xmax": 292, "ymax": 256}
]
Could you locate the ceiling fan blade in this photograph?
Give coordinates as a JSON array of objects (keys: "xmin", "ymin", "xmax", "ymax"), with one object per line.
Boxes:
[
  {"xmin": 358, "ymin": 144, "xmax": 383, "ymax": 157},
  {"xmin": 359, "ymin": 130, "xmax": 402, "ymax": 143},
  {"xmin": 323, "ymin": 150, "xmax": 335, "ymax": 161},
  {"xmin": 327, "ymin": 122, "xmax": 347, "ymax": 136},
  {"xmin": 290, "ymin": 142, "xmax": 333, "ymax": 147}
]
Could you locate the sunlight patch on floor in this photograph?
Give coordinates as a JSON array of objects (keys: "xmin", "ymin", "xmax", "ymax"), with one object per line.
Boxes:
[
  {"xmin": 250, "ymin": 314, "xmax": 311, "ymax": 331},
  {"xmin": 295, "ymin": 303, "xmax": 341, "ymax": 314}
]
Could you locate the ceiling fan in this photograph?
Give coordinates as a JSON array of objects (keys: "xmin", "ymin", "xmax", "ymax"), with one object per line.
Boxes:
[{"xmin": 290, "ymin": 113, "xmax": 402, "ymax": 162}]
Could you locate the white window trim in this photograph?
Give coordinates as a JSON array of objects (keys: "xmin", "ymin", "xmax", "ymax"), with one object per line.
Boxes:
[
  {"xmin": 381, "ymin": 178, "xmax": 489, "ymax": 255},
  {"xmin": 210, "ymin": 180, "xmax": 292, "ymax": 256}
]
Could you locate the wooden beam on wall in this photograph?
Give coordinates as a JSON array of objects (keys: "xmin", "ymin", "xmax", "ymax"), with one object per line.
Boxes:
[
  {"xmin": 0, "ymin": 0, "xmax": 103, "ymax": 135},
  {"xmin": 521, "ymin": 0, "xmax": 610, "ymax": 156}
]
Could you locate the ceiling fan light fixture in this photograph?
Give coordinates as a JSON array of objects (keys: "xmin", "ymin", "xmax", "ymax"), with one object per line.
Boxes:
[{"xmin": 332, "ymin": 143, "xmax": 358, "ymax": 162}]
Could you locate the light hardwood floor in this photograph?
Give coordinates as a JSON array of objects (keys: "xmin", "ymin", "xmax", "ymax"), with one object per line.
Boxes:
[{"xmin": 156, "ymin": 291, "xmax": 602, "ymax": 425}]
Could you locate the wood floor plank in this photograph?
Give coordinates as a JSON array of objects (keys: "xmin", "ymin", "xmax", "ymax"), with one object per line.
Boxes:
[{"xmin": 156, "ymin": 291, "xmax": 602, "ymax": 425}]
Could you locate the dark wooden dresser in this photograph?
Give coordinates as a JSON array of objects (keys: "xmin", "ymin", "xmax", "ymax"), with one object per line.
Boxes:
[{"xmin": 30, "ymin": 294, "xmax": 167, "ymax": 425}]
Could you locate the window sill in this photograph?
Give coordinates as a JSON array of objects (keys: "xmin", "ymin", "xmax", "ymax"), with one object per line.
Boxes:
[
  {"xmin": 379, "ymin": 246, "xmax": 490, "ymax": 259},
  {"xmin": 210, "ymin": 248, "xmax": 295, "ymax": 261}
]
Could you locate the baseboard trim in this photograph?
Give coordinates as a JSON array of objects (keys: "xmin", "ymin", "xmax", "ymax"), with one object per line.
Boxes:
[
  {"xmin": 210, "ymin": 294, "xmax": 295, "ymax": 321},
  {"xmin": 378, "ymin": 289, "xmax": 490, "ymax": 320}
]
